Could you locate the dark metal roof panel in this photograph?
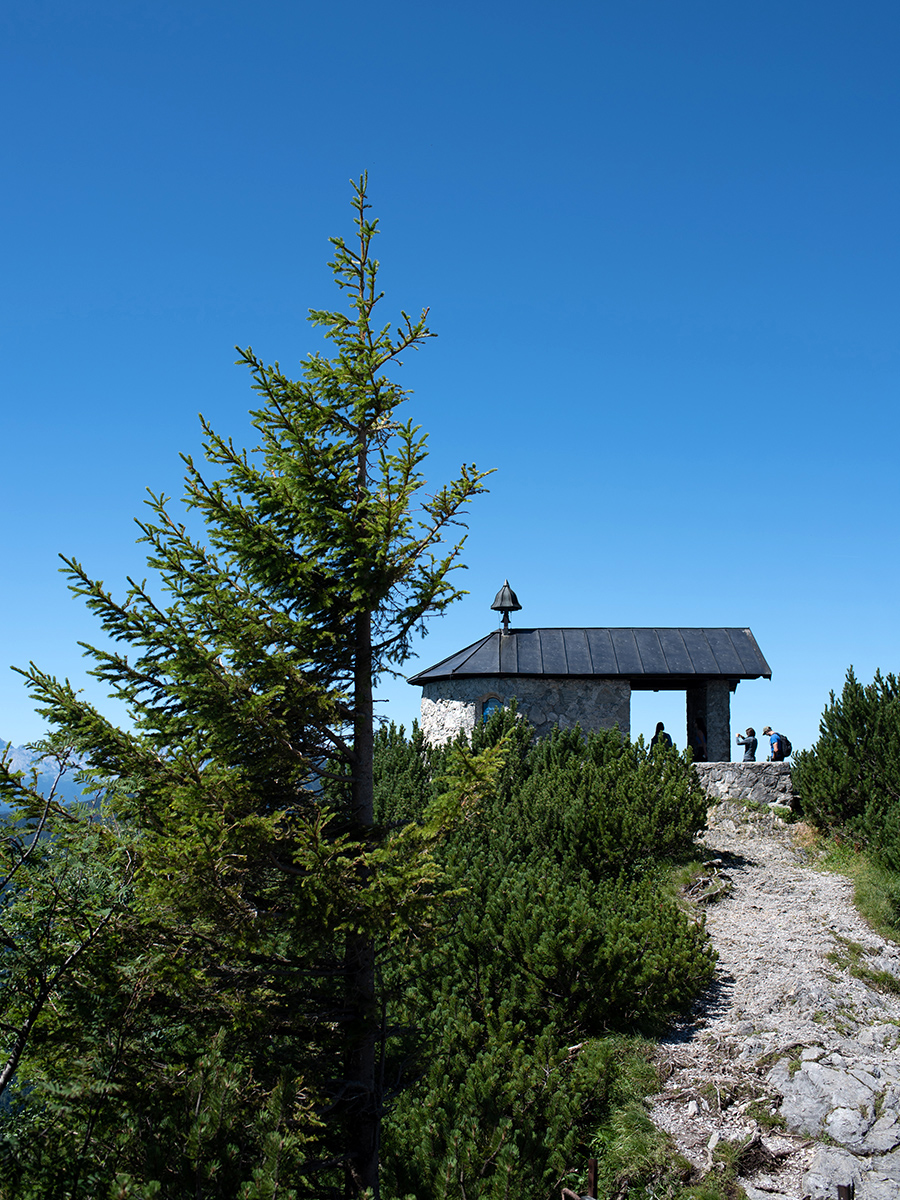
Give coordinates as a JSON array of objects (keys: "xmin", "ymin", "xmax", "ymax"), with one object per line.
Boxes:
[
  {"xmin": 563, "ymin": 628, "xmax": 593, "ymax": 674},
  {"xmin": 609, "ymin": 628, "xmax": 643, "ymax": 674},
  {"xmin": 407, "ymin": 627, "xmax": 772, "ymax": 684},
  {"xmin": 656, "ymin": 628, "xmax": 695, "ymax": 675},
  {"xmin": 407, "ymin": 634, "xmax": 495, "ymax": 683},
  {"xmin": 499, "ymin": 633, "xmax": 518, "ymax": 673},
  {"xmin": 515, "ymin": 629, "xmax": 543, "ymax": 674},
  {"xmin": 539, "ymin": 629, "xmax": 567, "ymax": 674},
  {"xmin": 453, "ymin": 635, "xmax": 499, "ymax": 675},
  {"xmin": 727, "ymin": 628, "xmax": 772, "ymax": 676},
  {"xmin": 585, "ymin": 628, "xmax": 618, "ymax": 673},
  {"xmin": 704, "ymin": 627, "xmax": 745, "ymax": 675},
  {"xmin": 680, "ymin": 629, "xmax": 720, "ymax": 674},
  {"xmin": 633, "ymin": 628, "xmax": 667, "ymax": 675}
]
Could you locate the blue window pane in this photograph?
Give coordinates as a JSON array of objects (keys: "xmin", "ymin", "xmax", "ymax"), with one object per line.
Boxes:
[{"xmin": 482, "ymin": 698, "xmax": 503, "ymax": 723}]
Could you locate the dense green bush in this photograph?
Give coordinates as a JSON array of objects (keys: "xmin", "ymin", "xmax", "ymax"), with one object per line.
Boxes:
[
  {"xmin": 376, "ymin": 711, "xmax": 714, "ymax": 1200},
  {"xmin": 794, "ymin": 668, "xmax": 900, "ymax": 869},
  {"xmin": 0, "ymin": 714, "xmax": 710, "ymax": 1199},
  {"xmin": 0, "ymin": 813, "xmax": 319, "ymax": 1200}
]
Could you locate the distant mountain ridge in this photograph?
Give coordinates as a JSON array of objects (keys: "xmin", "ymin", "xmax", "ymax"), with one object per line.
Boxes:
[{"xmin": 1, "ymin": 740, "xmax": 86, "ymax": 807}]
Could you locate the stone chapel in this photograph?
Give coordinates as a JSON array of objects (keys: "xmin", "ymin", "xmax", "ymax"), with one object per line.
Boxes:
[{"xmin": 407, "ymin": 582, "xmax": 772, "ymax": 761}]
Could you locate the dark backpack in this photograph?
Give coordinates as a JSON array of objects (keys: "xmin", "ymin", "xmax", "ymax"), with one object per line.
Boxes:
[{"xmin": 780, "ymin": 734, "xmax": 792, "ymax": 758}]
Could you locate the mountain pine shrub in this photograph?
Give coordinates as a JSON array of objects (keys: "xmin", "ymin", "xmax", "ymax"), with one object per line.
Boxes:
[
  {"xmin": 794, "ymin": 668, "xmax": 900, "ymax": 869},
  {"xmin": 376, "ymin": 711, "xmax": 714, "ymax": 1199}
]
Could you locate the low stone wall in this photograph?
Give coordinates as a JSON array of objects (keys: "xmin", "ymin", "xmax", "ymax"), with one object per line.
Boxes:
[{"xmin": 693, "ymin": 761, "xmax": 794, "ymax": 808}]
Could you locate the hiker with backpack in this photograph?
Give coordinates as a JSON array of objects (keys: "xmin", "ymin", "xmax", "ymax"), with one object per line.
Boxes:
[{"xmin": 763, "ymin": 726, "xmax": 792, "ymax": 761}]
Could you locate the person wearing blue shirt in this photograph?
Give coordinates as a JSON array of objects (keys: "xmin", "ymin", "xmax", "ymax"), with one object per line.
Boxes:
[{"xmin": 763, "ymin": 726, "xmax": 785, "ymax": 761}]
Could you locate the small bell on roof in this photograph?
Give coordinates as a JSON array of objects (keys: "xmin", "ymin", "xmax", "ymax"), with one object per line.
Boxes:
[{"xmin": 491, "ymin": 580, "xmax": 521, "ymax": 633}]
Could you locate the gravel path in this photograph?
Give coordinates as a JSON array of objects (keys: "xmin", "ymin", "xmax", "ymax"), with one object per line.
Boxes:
[{"xmin": 648, "ymin": 802, "xmax": 900, "ymax": 1200}]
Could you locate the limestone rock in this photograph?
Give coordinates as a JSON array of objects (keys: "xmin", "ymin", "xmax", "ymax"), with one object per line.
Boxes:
[
  {"xmin": 803, "ymin": 1145, "xmax": 869, "ymax": 1199},
  {"xmin": 768, "ymin": 1059, "xmax": 878, "ymax": 1143},
  {"xmin": 649, "ymin": 804, "xmax": 900, "ymax": 1199}
]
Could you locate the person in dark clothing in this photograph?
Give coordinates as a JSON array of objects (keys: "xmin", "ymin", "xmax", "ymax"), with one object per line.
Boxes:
[
  {"xmin": 690, "ymin": 717, "xmax": 707, "ymax": 762},
  {"xmin": 650, "ymin": 721, "xmax": 673, "ymax": 750},
  {"xmin": 736, "ymin": 727, "xmax": 758, "ymax": 761}
]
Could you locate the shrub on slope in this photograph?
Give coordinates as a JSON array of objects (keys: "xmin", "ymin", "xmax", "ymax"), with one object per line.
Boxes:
[
  {"xmin": 376, "ymin": 712, "xmax": 714, "ymax": 1200},
  {"xmin": 795, "ymin": 668, "xmax": 900, "ymax": 869}
]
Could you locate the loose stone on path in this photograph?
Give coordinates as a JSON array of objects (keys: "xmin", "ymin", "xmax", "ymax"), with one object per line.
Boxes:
[{"xmin": 648, "ymin": 801, "xmax": 900, "ymax": 1200}]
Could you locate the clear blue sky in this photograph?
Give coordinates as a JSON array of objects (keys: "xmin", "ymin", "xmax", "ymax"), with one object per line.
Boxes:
[{"xmin": 2, "ymin": 0, "xmax": 899, "ymax": 755}]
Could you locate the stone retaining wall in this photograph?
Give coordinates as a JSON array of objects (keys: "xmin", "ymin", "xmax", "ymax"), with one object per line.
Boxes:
[{"xmin": 693, "ymin": 760, "xmax": 794, "ymax": 808}]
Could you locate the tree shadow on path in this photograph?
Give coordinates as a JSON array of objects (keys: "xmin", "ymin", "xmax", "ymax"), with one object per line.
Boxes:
[{"xmin": 659, "ymin": 847, "xmax": 756, "ymax": 1046}]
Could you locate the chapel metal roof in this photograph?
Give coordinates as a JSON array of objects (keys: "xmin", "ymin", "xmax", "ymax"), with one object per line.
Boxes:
[{"xmin": 406, "ymin": 627, "xmax": 771, "ymax": 690}]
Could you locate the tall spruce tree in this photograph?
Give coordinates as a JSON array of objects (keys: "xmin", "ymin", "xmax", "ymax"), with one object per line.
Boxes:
[{"xmin": 0, "ymin": 176, "xmax": 491, "ymax": 1198}]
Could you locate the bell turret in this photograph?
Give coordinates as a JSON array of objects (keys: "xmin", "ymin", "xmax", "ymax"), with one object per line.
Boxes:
[{"xmin": 490, "ymin": 580, "xmax": 521, "ymax": 634}]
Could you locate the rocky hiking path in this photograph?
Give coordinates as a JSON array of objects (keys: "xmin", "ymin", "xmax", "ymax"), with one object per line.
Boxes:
[{"xmin": 648, "ymin": 802, "xmax": 900, "ymax": 1200}]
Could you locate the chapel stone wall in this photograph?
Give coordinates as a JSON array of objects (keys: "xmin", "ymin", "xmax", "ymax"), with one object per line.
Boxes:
[{"xmin": 420, "ymin": 677, "xmax": 631, "ymax": 746}]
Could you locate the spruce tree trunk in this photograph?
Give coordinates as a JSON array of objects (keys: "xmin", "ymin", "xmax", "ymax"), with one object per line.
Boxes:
[
  {"xmin": 352, "ymin": 608, "xmax": 375, "ymax": 828},
  {"xmin": 346, "ymin": 607, "xmax": 378, "ymax": 1196}
]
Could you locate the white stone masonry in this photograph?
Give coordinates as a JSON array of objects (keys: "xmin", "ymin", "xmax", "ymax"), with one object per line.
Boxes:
[
  {"xmin": 694, "ymin": 760, "xmax": 794, "ymax": 808},
  {"xmin": 419, "ymin": 676, "xmax": 631, "ymax": 745}
]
